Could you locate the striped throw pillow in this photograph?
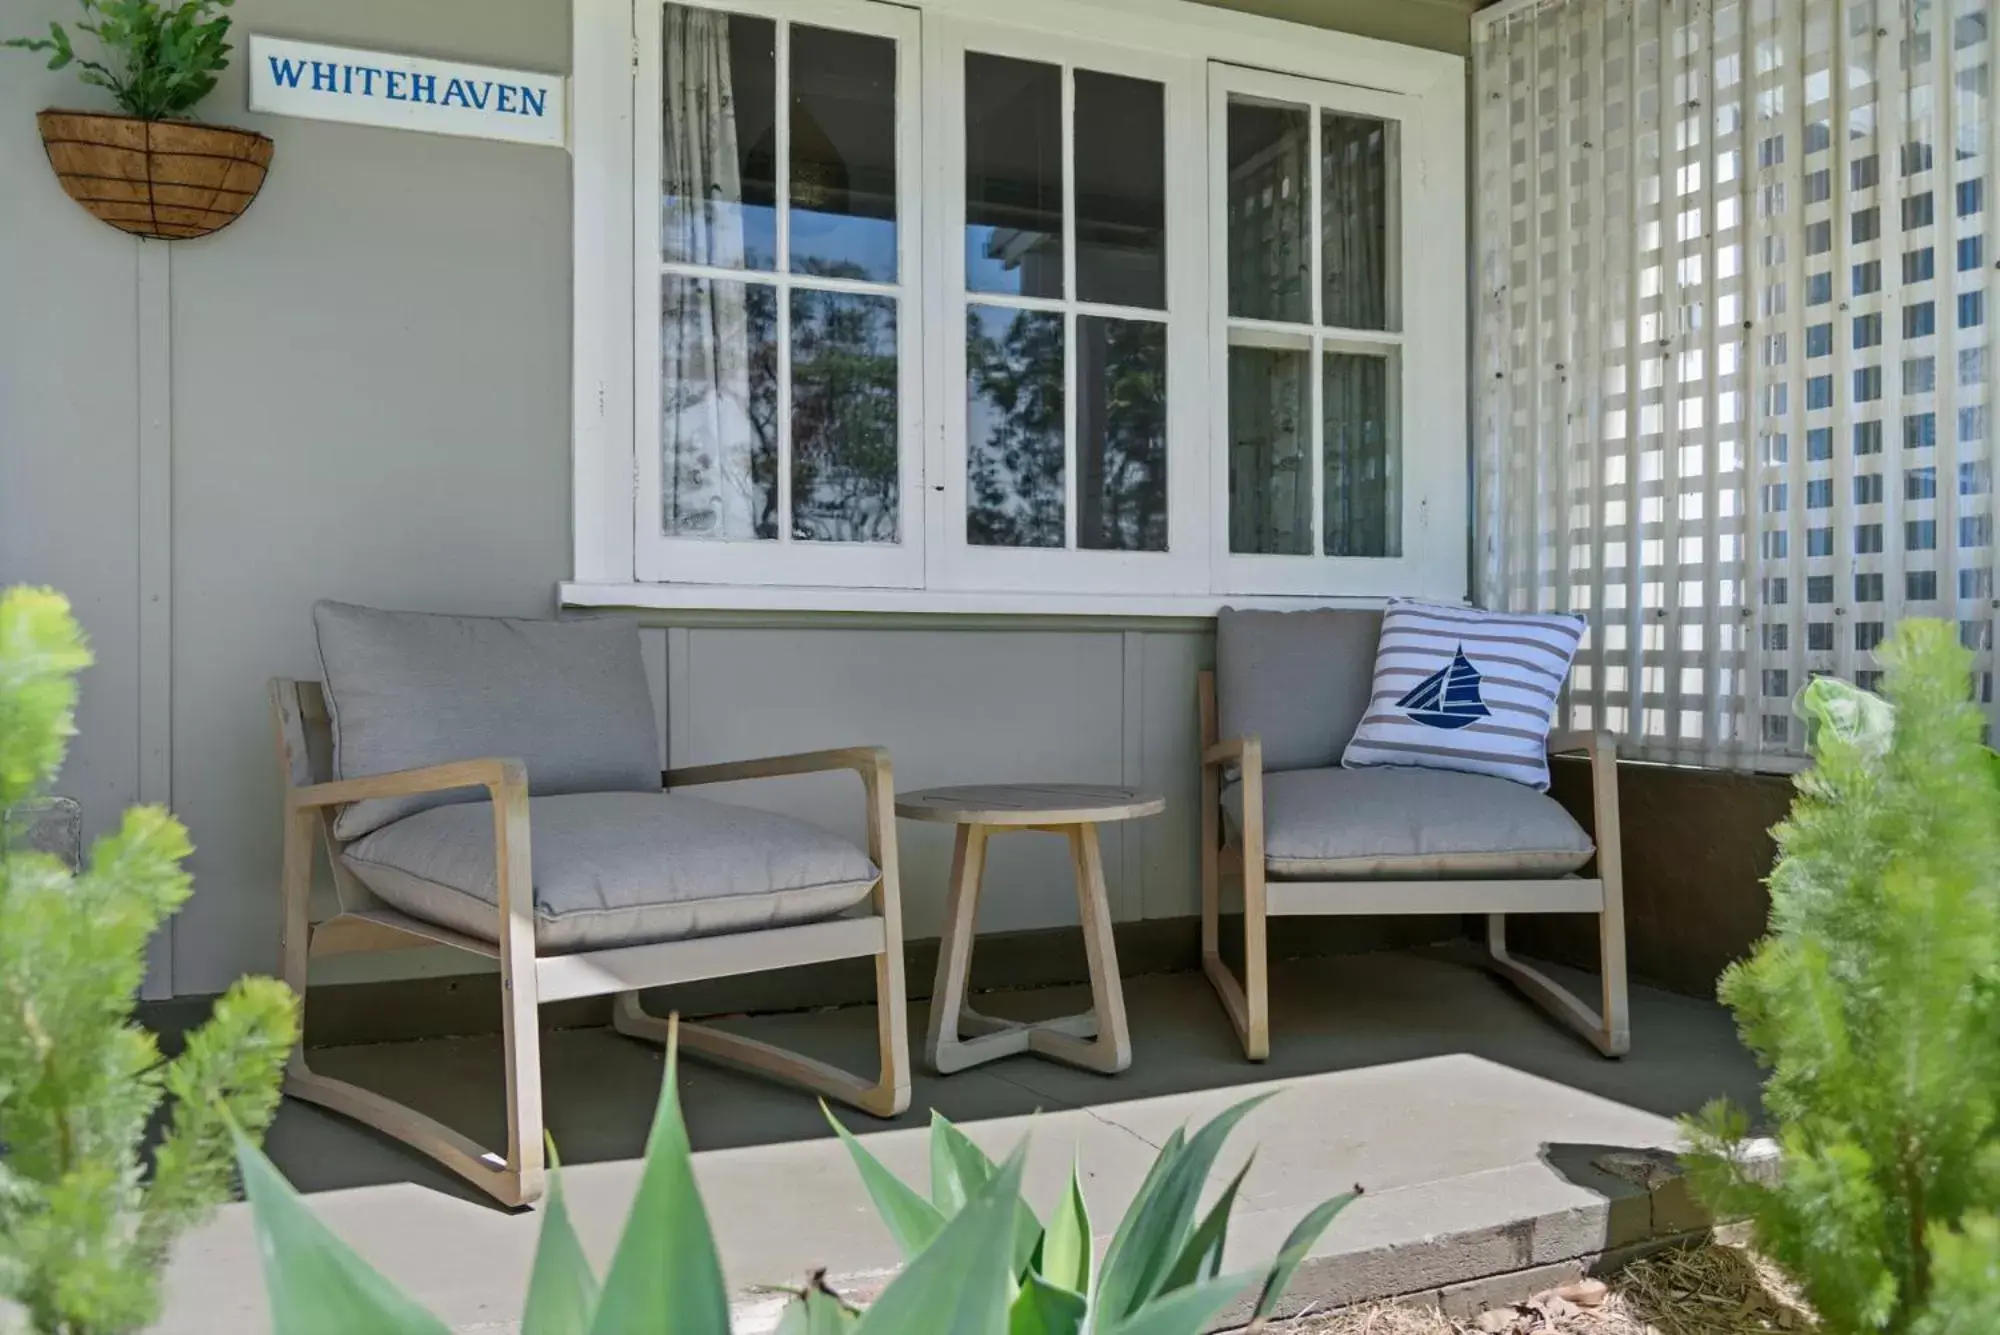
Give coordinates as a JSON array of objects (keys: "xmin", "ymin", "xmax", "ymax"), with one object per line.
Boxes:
[{"xmin": 1341, "ymin": 601, "xmax": 1585, "ymax": 791}]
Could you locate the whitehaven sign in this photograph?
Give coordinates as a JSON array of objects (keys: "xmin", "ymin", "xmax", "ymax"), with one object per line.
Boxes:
[{"xmin": 247, "ymin": 36, "xmax": 567, "ymax": 149}]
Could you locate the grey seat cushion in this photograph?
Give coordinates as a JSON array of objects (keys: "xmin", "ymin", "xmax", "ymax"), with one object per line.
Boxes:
[
  {"xmin": 315, "ymin": 601, "xmax": 662, "ymax": 840},
  {"xmin": 1216, "ymin": 608, "xmax": 1384, "ymax": 774},
  {"xmin": 341, "ymin": 792, "xmax": 878, "ymax": 954},
  {"xmin": 1221, "ymin": 766, "xmax": 1593, "ymax": 880}
]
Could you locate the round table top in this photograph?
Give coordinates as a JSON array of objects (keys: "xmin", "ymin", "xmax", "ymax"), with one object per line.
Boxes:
[{"xmin": 895, "ymin": 783, "xmax": 1166, "ymax": 827}]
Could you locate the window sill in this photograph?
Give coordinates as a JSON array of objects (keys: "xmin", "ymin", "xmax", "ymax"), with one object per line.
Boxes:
[{"xmin": 559, "ymin": 580, "xmax": 1414, "ymax": 626}]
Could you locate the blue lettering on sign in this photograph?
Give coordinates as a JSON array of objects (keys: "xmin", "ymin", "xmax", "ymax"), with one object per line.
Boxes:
[{"xmin": 267, "ymin": 50, "xmax": 552, "ymax": 124}]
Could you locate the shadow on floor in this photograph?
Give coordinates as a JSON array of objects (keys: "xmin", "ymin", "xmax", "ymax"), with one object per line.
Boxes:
[{"xmin": 259, "ymin": 950, "xmax": 1764, "ymax": 1207}]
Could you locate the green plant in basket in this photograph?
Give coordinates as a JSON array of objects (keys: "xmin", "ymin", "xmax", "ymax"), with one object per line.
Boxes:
[
  {"xmin": 1682, "ymin": 619, "xmax": 2000, "ymax": 1333},
  {"xmin": 0, "ymin": 587, "xmax": 296, "ymax": 1335},
  {"xmin": 6, "ymin": 0, "xmax": 236, "ymax": 122},
  {"xmin": 236, "ymin": 1014, "xmax": 1357, "ymax": 1333}
]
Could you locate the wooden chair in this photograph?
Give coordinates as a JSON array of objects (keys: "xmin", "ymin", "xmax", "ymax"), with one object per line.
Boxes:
[
  {"xmin": 1196, "ymin": 610, "xmax": 1628, "ymax": 1063},
  {"xmin": 270, "ymin": 672, "xmax": 908, "ymax": 1209}
]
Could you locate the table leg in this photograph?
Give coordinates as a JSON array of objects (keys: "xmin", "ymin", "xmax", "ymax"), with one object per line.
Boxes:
[
  {"xmin": 1025, "ymin": 822, "xmax": 1132, "ymax": 1073},
  {"xmin": 928, "ymin": 823, "xmax": 1025, "ymax": 1074},
  {"xmin": 927, "ymin": 820, "xmax": 1131, "ymax": 1076}
]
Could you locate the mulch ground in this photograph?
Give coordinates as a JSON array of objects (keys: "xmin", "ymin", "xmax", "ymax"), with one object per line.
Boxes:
[{"xmin": 1264, "ymin": 1243, "xmax": 1815, "ymax": 1335}]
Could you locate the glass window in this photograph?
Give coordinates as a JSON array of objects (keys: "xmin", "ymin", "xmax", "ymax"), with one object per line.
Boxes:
[
  {"xmin": 790, "ymin": 25, "xmax": 898, "ymax": 282},
  {"xmin": 966, "ymin": 54, "xmax": 1063, "ymax": 299},
  {"xmin": 1076, "ymin": 72, "xmax": 1166, "ymax": 309},
  {"xmin": 1228, "ymin": 345, "xmax": 1313, "ymax": 554},
  {"xmin": 1226, "ymin": 88, "xmax": 1402, "ymax": 562},
  {"xmin": 961, "ymin": 52, "xmax": 1171, "ymax": 557},
  {"xmin": 1227, "ymin": 101, "xmax": 1312, "ymax": 323},
  {"xmin": 662, "ymin": 10, "xmax": 777, "ymax": 273},
  {"xmin": 967, "ymin": 305, "xmax": 1064, "ymax": 547},
  {"xmin": 1077, "ymin": 316, "xmax": 1168, "ymax": 550},
  {"xmin": 1321, "ymin": 112, "xmax": 1392, "ymax": 330},
  {"xmin": 656, "ymin": 5, "xmax": 905, "ymax": 550},
  {"xmin": 792, "ymin": 289, "xmax": 900, "ymax": 541}
]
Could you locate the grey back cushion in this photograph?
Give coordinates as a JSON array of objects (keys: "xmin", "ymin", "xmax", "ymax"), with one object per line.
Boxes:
[
  {"xmin": 1216, "ymin": 608, "xmax": 1384, "ymax": 774},
  {"xmin": 316, "ymin": 601, "xmax": 661, "ymax": 840}
]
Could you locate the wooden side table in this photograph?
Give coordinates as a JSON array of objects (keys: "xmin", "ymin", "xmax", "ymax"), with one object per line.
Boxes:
[{"xmin": 896, "ymin": 783, "xmax": 1165, "ymax": 1075}]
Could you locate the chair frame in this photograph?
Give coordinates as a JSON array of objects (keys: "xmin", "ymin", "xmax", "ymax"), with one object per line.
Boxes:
[
  {"xmin": 1197, "ymin": 669, "xmax": 1629, "ymax": 1062},
  {"xmin": 270, "ymin": 678, "xmax": 910, "ymax": 1208}
]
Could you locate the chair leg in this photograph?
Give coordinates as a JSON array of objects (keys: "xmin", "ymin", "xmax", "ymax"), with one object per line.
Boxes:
[
  {"xmin": 614, "ymin": 977, "xmax": 908, "ymax": 1116},
  {"xmin": 1201, "ymin": 847, "xmax": 1269, "ymax": 1062},
  {"xmin": 278, "ymin": 792, "xmax": 548, "ymax": 1209},
  {"xmin": 1483, "ymin": 912, "xmax": 1627, "ymax": 1059},
  {"xmin": 619, "ymin": 749, "xmax": 913, "ymax": 1117},
  {"xmin": 280, "ymin": 945, "xmax": 546, "ymax": 1201}
]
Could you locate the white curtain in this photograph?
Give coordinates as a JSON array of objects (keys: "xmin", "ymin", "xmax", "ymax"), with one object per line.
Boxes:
[{"xmin": 662, "ymin": 6, "xmax": 761, "ymax": 540}]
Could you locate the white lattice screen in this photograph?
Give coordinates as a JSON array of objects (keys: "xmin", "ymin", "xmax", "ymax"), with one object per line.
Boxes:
[{"xmin": 1475, "ymin": 0, "xmax": 2000, "ymax": 767}]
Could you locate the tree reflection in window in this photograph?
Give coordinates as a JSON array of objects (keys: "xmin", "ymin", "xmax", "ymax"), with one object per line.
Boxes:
[
  {"xmin": 1078, "ymin": 317, "xmax": 1167, "ymax": 551},
  {"xmin": 792, "ymin": 277, "xmax": 900, "ymax": 543},
  {"xmin": 968, "ymin": 306, "xmax": 1066, "ymax": 546}
]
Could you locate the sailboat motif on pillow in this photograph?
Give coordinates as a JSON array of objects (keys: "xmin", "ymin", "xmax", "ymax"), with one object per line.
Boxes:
[{"xmin": 1395, "ymin": 644, "xmax": 1492, "ymax": 731}]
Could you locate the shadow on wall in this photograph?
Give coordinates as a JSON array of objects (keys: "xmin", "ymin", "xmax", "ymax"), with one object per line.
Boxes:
[{"xmin": 1525, "ymin": 758, "xmax": 1793, "ymax": 999}]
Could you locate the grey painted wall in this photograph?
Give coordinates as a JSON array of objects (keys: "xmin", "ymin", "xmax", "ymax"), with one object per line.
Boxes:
[{"xmin": 0, "ymin": 0, "xmax": 1469, "ymax": 997}]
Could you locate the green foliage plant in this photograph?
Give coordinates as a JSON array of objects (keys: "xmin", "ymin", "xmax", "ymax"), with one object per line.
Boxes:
[
  {"xmin": 1683, "ymin": 619, "xmax": 2000, "ymax": 1334},
  {"xmin": 828, "ymin": 1094, "xmax": 1357, "ymax": 1334},
  {"xmin": 235, "ymin": 1014, "xmax": 1356, "ymax": 1334},
  {"xmin": 5, "ymin": 0, "xmax": 236, "ymax": 122},
  {"xmin": 0, "ymin": 586, "xmax": 297, "ymax": 1335}
]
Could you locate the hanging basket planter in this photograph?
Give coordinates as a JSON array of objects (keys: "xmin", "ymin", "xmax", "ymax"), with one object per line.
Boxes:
[{"xmin": 35, "ymin": 110, "xmax": 274, "ymax": 241}]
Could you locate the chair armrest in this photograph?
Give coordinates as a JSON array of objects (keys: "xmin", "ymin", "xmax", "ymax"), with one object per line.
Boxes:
[
  {"xmin": 1202, "ymin": 736, "xmax": 1262, "ymax": 771},
  {"xmin": 1547, "ymin": 729, "xmax": 1616, "ymax": 759},
  {"xmin": 666, "ymin": 745, "xmax": 891, "ymax": 789},
  {"xmin": 290, "ymin": 758, "xmax": 526, "ymax": 810}
]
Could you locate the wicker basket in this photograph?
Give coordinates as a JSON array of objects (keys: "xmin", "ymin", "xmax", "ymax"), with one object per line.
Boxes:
[{"xmin": 36, "ymin": 110, "xmax": 274, "ymax": 241}]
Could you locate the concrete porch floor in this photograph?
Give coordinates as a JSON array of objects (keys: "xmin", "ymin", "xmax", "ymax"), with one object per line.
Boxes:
[{"xmin": 157, "ymin": 950, "xmax": 1763, "ymax": 1333}]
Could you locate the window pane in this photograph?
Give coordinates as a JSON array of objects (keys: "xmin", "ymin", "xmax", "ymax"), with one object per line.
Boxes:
[
  {"xmin": 968, "ymin": 305, "xmax": 1065, "ymax": 546},
  {"xmin": 789, "ymin": 25, "xmax": 897, "ymax": 282},
  {"xmin": 663, "ymin": 277, "xmax": 778, "ymax": 539},
  {"xmin": 791, "ymin": 290, "xmax": 898, "ymax": 542},
  {"xmin": 1228, "ymin": 344, "xmax": 1312, "ymax": 553},
  {"xmin": 1078, "ymin": 316, "xmax": 1167, "ymax": 551},
  {"xmin": 966, "ymin": 54, "xmax": 1063, "ymax": 298},
  {"xmin": 1323, "ymin": 352, "xmax": 1399, "ymax": 556},
  {"xmin": 1226, "ymin": 98, "xmax": 1310, "ymax": 323},
  {"xmin": 1321, "ymin": 113, "xmax": 1392, "ymax": 330},
  {"xmin": 1075, "ymin": 71, "xmax": 1165, "ymax": 309},
  {"xmin": 662, "ymin": 7, "xmax": 776, "ymax": 271}
]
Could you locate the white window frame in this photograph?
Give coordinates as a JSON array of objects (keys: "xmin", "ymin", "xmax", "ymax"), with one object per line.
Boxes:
[
  {"xmin": 927, "ymin": 21, "xmax": 1209, "ymax": 597},
  {"xmin": 1209, "ymin": 63, "xmax": 1455, "ymax": 601},
  {"xmin": 632, "ymin": 0, "xmax": 925, "ymax": 588},
  {"xmin": 568, "ymin": 0, "xmax": 1467, "ymax": 616}
]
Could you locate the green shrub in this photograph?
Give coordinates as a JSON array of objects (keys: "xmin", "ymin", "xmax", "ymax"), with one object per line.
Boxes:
[
  {"xmin": 5, "ymin": 0, "xmax": 236, "ymax": 121},
  {"xmin": 235, "ymin": 1016, "xmax": 1355, "ymax": 1333},
  {"xmin": 0, "ymin": 587, "xmax": 297, "ymax": 1335},
  {"xmin": 1683, "ymin": 619, "xmax": 2000, "ymax": 1334}
]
